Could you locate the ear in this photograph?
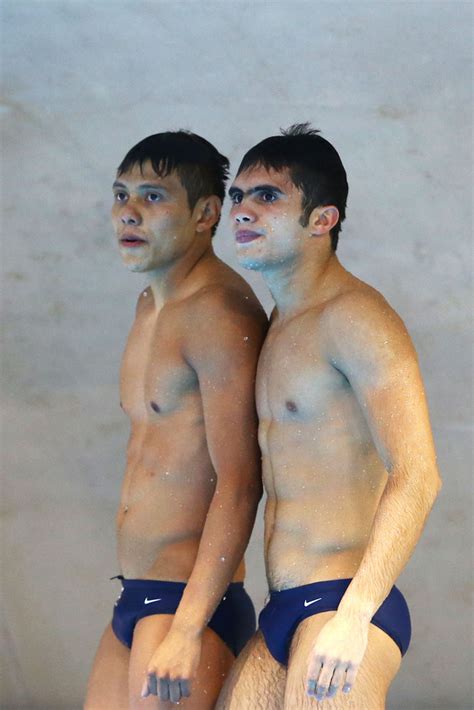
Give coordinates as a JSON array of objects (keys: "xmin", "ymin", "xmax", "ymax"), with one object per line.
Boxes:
[
  {"xmin": 195, "ymin": 196, "xmax": 221, "ymax": 233},
  {"xmin": 308, "ymin": 206, "xmax": 339, "ymax": 237}
]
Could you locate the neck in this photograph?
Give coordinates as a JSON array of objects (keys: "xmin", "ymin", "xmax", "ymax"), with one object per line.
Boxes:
[
  {"xmin": 147, "ymin": 234, "xmax": 214, "ymax": 310},
  {"xmin": 263, "ymin": 248, "xmax": 345, "ymax": 319}
]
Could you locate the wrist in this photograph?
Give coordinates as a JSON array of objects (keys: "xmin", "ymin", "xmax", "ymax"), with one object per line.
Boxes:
[
  {"xmin": 170, "ymin": 614, "xmax": 205, "ymax": 640},
  {"xmin": 336, "ymin": 597, "xmax": 374, "ymax": 625}
]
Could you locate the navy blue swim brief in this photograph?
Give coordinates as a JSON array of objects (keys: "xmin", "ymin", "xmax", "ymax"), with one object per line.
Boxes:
[
  {"xmin": 111, "ymin": 576, "xmax": 256, "ymax": 656},
  {"xmin": 258, "ymin": 578, "xmax": 411, "ymax": 666}
]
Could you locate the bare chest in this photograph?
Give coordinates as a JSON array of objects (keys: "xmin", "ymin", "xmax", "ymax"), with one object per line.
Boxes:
[
  {"xmin": 256, "ymin": 313, "xmax": 348, "ymax": 423},
  {"xmin": 120, "ymin": 308, "xmax": 197, "ymax": 420}
]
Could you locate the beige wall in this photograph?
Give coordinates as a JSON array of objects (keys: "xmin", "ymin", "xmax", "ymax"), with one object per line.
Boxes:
[{"xmin": 1, "ymin": 1, "xmax": 472, "ymax": 707}]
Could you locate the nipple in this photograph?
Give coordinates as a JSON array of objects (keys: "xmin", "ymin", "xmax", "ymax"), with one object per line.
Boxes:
[
  {"xmin": 286, "ymin": 400, "xmax": 297, "ymax": 413},
  {"xmin": 150, "ymin": 401, "xmax": 161, "ymax": 413}
]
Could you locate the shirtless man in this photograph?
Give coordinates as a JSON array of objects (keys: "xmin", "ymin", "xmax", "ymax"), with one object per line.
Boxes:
[
  {"xmin": 85, "ymin": 131, "xmax": 267, "ymax": 709},
  {"xmin": 218, "ymin": 124, "xmax": 442, "ymax": 709}
]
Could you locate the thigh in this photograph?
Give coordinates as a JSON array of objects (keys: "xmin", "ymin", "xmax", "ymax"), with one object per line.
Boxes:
[
  {"xmin": 216, "ymin": 631, "xmax": 286, "ymax": 710},
  {"xmin": 129, "ymin": 613, "xmax": 235, "ymax": 709},
  {"xmin": 284, "ymin": 611, "xmax": 402, "ymax": 710},
  {"xmin": 84, "ymin": 623, "xmax": 130, "ymax": 710}
]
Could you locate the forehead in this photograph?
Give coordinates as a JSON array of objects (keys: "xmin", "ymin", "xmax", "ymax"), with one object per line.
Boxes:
[
  {"xmin": 115, "ymin": 160, "xmax": 185, "ymax": 192},
  {"xmin": 231, "ymin": 164, "xmax": 296, "ymax": 193}
]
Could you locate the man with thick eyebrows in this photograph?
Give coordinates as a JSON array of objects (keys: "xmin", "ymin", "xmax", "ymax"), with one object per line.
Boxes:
[
  {"xmin": 217, "ymin": 124, "xmax": 442, "ymax": 709},
  {"xmin": 85, "ymin": 131, "xmax": 267, "ymax": 709}
]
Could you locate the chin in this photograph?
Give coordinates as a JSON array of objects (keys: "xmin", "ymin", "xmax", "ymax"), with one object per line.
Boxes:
[
  {"xmin": 236, "ymin": 251, "xmax": 268, "ymax": 271},
  {"xmin": 123, "ymin": 260, "xmax": 150, "ymax": 273}
]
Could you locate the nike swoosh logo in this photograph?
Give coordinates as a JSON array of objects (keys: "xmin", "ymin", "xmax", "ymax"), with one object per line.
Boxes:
[
  {"xmin": 304, "ymin": 597, "xmax": 322, "ymax": 607},
  {"xmin": 144, "ymin": 597, "xmax": 162, "ymax": 605}
]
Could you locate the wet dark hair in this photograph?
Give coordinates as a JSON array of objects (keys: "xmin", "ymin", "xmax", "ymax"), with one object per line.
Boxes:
[
  {"xmin": 237, "ymin": 123, "xmax": 348, "ymax": 250},
  {"xmin": 117, "ymin": 131, "xmax": 229, "ymax": 236}
]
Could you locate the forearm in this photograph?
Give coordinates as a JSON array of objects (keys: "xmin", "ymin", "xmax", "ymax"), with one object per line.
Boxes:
[
  {"xmin": 171, "ymin": 478, "xmax": 261, "ymax": 636},
  {"xmin": 337, "ymin": 466, "xmax": 441, "ymax": 622}
]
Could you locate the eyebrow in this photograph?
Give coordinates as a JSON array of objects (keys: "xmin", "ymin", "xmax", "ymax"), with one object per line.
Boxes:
[
  {"xmin": 228, "ymin": 184, "xmax": 285, "ymax": 198},
  {"xmin": 112, "ymin": 181, "xmax": 169, "ymax": 192}
]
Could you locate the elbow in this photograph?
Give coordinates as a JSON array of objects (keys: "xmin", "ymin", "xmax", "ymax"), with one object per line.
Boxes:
[
  {"xmin": 431, "ymin": 470, "xmax": 443, "ymax": 500},
  {"xmin": 423, "ymin": 467, "xmax": 442, "ymax": 511}
]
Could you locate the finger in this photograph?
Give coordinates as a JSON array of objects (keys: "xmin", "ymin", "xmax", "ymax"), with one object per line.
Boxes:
[
  {"xmin": 307, "ymin": 654, "xmax": 324, "ymax": 682},
  {"xmin": 180, "ymin": 679, "xmax": 191, "ymax": 698},
  {"xmin": 158, "ymin": 677, "xmax": 170, "ymax": 702},
  {"xmin": 343, "ymin": 662, "xmax": 358, "ymax": 694},
  {"xmin": 169, "ymin": 679, "xmax": 181, "ymax": 704},
  {"xmin": 306, "ymin": 656, "xmax": 323, "ymax": 696},
  {"xmin": 316, "ymin": 659, "xmax": 338, "ymax": 701},
  {"xmin": 307, "ymin": 678, "xmax": 317, "ymax": 697},
  {"xmin": 142, "ymin": 672, "xmax": 157, "ymax": 697},
  {"xmin": 327, "ymin": 662, "xmax": 347, "ymax": 699}
]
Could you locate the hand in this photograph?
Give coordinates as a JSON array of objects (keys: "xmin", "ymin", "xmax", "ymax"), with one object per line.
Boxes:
[
  {"xmin": 141, "ymin": 627, "xmax": 202, "ymax": 704},
  {"xmin": 306, "ymin": 612, "xmax": 369, "ymax": 702}
]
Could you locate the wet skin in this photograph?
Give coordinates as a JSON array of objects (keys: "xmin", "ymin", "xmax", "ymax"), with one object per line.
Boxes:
[
  {"xmin": 85, "ymin": 162, "xmax": 267, "ymax": 708},
  {"xmin": 218, "ymin": 166, "xmax": 441, "ymax": 707}
]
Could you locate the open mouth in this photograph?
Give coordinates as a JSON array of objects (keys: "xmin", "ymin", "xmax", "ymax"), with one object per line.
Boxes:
[
  {"xmin": 120, "ymin": 235, "xmax": 148, "ymax": 247},
  {"xmin": 235, "ymin": 230, "xmax": 263, "ymax": 244}
]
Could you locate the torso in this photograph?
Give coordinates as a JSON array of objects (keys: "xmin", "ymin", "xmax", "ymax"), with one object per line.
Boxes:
[
  {"xmin": 116, "ymin": 261, "xmax": 262, "ymax": 581},
  {"xmin": 257, "ymin": 281, "xmax": 388, "ymax": 590}
]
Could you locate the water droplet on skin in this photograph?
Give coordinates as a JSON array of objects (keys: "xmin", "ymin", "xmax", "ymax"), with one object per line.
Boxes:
[
  {"xmin": 243, "ymin": 336, "xmax": 249, "ymax": 341},
  {"xmin": 220, "ymin": 556, "xmax": 226, "ymax": 562},
  {"xmin": 143, "ymin": 291, "xmax": 147, "ymax": 297}
]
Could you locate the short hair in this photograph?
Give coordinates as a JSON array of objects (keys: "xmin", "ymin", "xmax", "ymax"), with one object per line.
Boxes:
[
  {"xmin": 117, "ymin": 131, "xmax": 230, "ymax": 236},
  {"xmin": 237, "ymin": 123, "xmax": 348, "ymax": 250}
]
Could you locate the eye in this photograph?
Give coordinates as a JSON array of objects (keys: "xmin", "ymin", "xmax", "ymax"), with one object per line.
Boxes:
[
  {"xmin": 230, "ymin": 193, "xmax": 243, "ymax": 205},
  {"xmin": 261, "ymin": 191, "xmax": 277, "ymax": 203},
  {"xmin": 114, "ymin": 191, "xmax": 128, "ymax": 202},
  {"xmin": 146, "ymin": 192, "xmax": 162, "ymax": 202}
]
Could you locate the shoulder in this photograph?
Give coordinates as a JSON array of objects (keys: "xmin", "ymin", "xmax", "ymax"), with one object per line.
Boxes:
[
  {"xmin": 182, "ymin": 284, "xmax": 267, "ymax": 369},
  {"xmin": 187, "ymin": 282, "xmax": 267, "ymax": 332},
  {"xmin": 321, "ymin": 282, "xmax": 417, "ymax": 369}
]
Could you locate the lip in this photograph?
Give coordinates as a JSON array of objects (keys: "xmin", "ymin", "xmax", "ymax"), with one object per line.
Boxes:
[
  {"xmin": 119, "ymin": 233, "xmax": 148, "ymax": 247},
  {"xmin": 235, "ymin": 230, "xmax": 263, "ymax": 244}
]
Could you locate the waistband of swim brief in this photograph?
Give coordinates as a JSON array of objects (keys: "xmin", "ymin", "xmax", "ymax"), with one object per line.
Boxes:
[
  {"xmin": 268, "ymin": 578, "xmax": 353, "ymax": 599},
  {"xmin": 110, "ymin": 575, "xmax": 244, "ymax": 591}
]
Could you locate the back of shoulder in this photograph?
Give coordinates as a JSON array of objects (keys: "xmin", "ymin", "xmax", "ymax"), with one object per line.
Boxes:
[{"xmin": 189, "ymin": 281, "xmax": 267, "ymax": 328}]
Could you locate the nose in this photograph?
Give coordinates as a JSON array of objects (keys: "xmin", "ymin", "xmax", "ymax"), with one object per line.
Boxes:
[
  {"xmin": 232, "ymin": 204, "xmax": 257, "ymax": 225},
  {"xmin": 121, "ymin": 213, "xmax": 141, "ymax": 226},
  {"xmin": 235, "ymin": 214, "xmax": 253, "ymax": 224},
  {"xmin": 120, "ymin": 205, "xmax": 142, "ymax": 226}
]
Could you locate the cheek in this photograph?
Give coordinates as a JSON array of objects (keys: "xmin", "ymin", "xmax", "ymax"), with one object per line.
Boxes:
[{"xmin": 267, "ymin": 215, "xmax": 295, "ymax": 244}]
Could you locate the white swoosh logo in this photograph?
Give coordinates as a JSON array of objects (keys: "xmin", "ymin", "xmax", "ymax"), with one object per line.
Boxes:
[
  {"xmin": 144, "ymin": 597, "xmax": 162, "ymax": 605},
  {"xmin": 304, "ymin": 597, "xmax": 322, "ymax": 607}
]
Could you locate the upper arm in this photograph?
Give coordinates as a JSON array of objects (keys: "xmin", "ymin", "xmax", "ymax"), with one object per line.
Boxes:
[
  {"xmin": 184, "ymin": 288, "xmax": 267, "ymax": 490},
  {"xmin": 325, "ymin": 291, "xmax": 438, "ymax": 477}
]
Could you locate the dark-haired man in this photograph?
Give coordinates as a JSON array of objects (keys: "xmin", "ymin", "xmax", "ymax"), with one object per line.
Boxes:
[
  {"xmin": 85, "ymin": 131, "xmax": 267, "ymax": 709},
  {"xmin": 217, "ymin": 124, "xmax": 441, "ymax": 708}
]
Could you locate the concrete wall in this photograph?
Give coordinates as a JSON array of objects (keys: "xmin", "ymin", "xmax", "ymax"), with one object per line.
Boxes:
[{"xmin": 1, "ymin": 1, "xmax": 472, "ymax": 707}]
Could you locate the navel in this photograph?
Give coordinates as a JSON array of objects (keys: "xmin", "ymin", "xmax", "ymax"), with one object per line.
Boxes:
[
  {"xmin": 286, "ymin": 400, "xmax": 298, "ymax": 413},
  {"xmin": 150, "ymin": 401, "xmax": 161, "ymax": 413}
]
